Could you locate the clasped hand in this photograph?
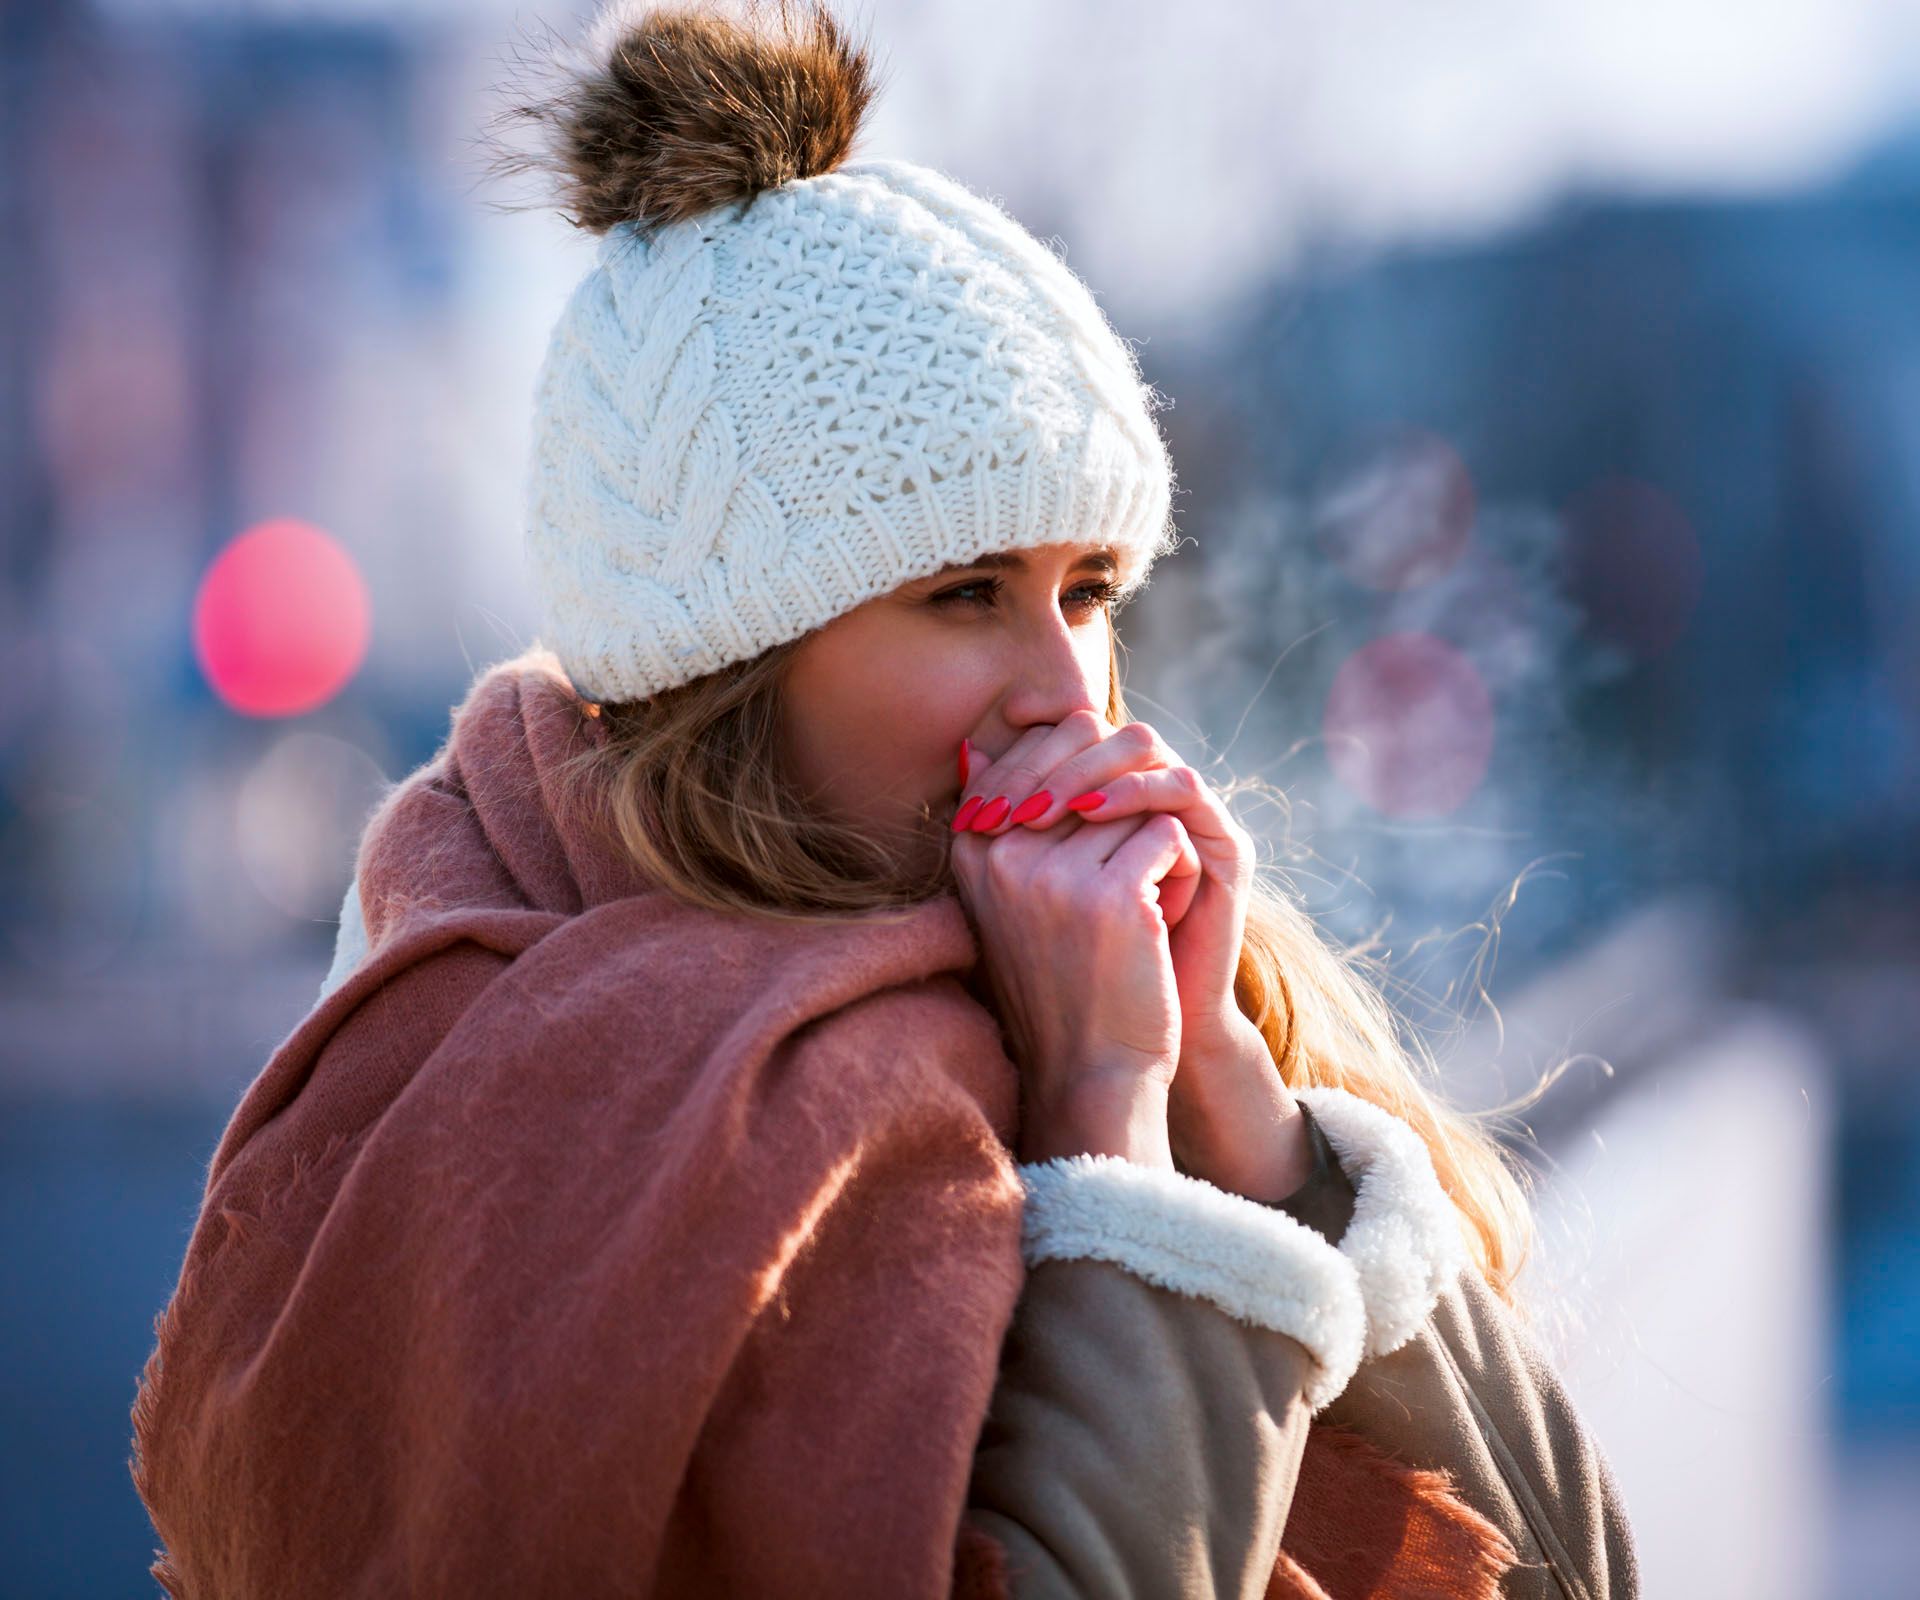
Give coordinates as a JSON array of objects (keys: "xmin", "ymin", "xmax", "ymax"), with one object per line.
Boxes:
[{"xmin": 947, "ymin": 711, "xmax": 1310, "ymax": 1204}]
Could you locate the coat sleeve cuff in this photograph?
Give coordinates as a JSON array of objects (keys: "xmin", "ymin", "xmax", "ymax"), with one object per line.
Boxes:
[
  {"xmin": 1267, "ymin": 1101, "xmax": 1356, "ymax": 1244},
  {"xmin": 1289, "ymin": 1085, "xmax": 1469, "ymax": 1359},
  {"xmin": 1015, "ymin": 1153, "xmax": 1366, "ymax": 1411}
]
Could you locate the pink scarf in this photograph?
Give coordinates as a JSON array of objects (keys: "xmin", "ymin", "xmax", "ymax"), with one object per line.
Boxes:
[{"xmin": 131, "ymin": 649, "xmax": 1511, "ymax": 1598}]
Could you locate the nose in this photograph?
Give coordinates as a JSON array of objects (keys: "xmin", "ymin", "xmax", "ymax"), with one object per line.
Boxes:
[{"xmin": 997, "ymin": 607, "xmax": 1106, "ymax": 734}]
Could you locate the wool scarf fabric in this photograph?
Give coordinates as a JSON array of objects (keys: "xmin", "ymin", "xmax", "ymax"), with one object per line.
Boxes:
[{"xmin": 131, "ymin": 648, "xmax": 1507, "ymax": 1597}]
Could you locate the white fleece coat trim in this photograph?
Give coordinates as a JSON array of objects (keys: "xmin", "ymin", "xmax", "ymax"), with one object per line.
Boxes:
[
  {"xmin": 1015, "ymin": 1154, "xmax": 1366, "ymax": 1411},
  {"xmin": 1291, "ymin": 1085, "xmax": 1468, "ymax": 1359}
]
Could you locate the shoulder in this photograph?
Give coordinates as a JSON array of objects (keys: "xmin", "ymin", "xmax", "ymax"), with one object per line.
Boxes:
[
  {"xmin": 1280, "ymin": 1086, "xmax": 1642, "ymax": 1598},
  {"xmin": 1320, "ymin": 1260, "xmax": 1642, "ymax": 1599}
]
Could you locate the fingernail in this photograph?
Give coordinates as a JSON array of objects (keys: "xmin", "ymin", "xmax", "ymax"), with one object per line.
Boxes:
[
  {"xmin": 958, "ymin": 738, "xmax": 970, "ymax": 788},
  {"xmin": 1066, "ymin": 791, "xmax": 1107, "ymax": 812},
  {"xmin": 1007, "ymin": 791, "xmax": 1051, "ymax": 826},
  {"xmin": 951, "ymin": 795, "xmax": 984, "ymax": 831},
  {"xmin": 970, "ymin": 796, "xmax": 1011, "ymax": 831}
]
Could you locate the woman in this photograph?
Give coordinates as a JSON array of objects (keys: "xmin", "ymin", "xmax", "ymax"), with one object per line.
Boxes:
[{"xmin": 131, "ymin": 3, "xmax": 1639, "ymax": 1595}]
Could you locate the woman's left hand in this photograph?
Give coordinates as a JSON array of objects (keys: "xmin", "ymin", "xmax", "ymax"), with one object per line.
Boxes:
[{"xmin": 962, "ymin": 722, "xmax": 1311, "ymax": 1202}]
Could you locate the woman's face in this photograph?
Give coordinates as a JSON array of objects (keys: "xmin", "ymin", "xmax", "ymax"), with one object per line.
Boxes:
[{"xmin": 778, "ymin": 540, "xmax": 1129, "ymax": 869}]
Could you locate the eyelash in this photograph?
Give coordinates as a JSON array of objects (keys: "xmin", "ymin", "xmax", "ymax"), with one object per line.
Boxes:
[{"xmin": 930, "ymin": 576, "xmax": 1123, "ymax": 614}]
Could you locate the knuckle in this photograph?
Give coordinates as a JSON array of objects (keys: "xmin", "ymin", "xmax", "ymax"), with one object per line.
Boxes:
[
  {"xmin": 1060, "ymin": 708, "xmax": 1105, "ymax": 742},
  {"xmin": 1117, "ymin": 720, "xmax": 1157, "ymax": 753},
  {"xmin": 1002, "ymin": 763, "xmax": 1044, "ymax": 796},
  {"xmin": 982, "ymin": 841, "xmax": 1023, "ymax": 888},
  {"xmin": 1123, "ymin": 813, "xmax": 1182, "ymax": 854}
]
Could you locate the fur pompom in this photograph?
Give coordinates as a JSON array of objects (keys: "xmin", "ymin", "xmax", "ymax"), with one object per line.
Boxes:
[{"xmin": 486, "ymin": 0, "xmax": 881, "ymax": 236}]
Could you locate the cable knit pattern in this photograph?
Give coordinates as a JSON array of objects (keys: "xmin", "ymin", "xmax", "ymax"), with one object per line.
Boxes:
[{"xmin": 524, "ymin": 156, "xmax": 1179, "ymax": 703}]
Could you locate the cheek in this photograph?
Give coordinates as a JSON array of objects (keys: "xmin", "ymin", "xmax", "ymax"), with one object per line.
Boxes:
[
  {"xmin": 831, "ymin": 677, "xmax": 981, "ymax": 799},
  {"xmin": 784, "ymin": 631, "xmax": 988, "ymax": 816}
]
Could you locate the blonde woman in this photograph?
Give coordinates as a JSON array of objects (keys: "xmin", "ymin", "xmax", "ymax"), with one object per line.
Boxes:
[{"xmin": 131, "ymin": 4, "xmax": 1638, "ymax": 1595}]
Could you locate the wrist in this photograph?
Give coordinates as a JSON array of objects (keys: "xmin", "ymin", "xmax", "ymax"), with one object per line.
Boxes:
[
  {"xmin": 1177, "ymin": 1007, "xmax": 1262, "ymax": 1068},
  {"xmin": 1021, "ymin": 1072, "xmax": 1174, "ymax": 1170},
  {"xmin": 1169, "ymin": 1019, "xmax": 1312, "ymax": 1205}
]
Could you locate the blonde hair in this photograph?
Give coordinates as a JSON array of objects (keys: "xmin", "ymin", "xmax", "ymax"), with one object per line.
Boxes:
[{"xmin": 548, "ymin": 626, "xmax": 1539, "ymax": 1309}]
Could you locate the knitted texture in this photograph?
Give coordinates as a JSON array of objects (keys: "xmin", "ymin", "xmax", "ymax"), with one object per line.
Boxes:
[{"xmin": 524, "ymin": 155, "xmax": 1179, "ymax": 704}]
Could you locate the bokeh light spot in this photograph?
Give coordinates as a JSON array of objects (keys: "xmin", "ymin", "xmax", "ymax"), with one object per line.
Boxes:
[
  {"xmin": 1323, "ymin": 631, "xmax": 1495, "ymax": 818},
  {"xmin": 236, "ymin": 732, "xmax": 390, "ymax": 921},
  {"xmin": 1560, "ymin": 475, "xmax": 1703, "ymax": 659},
  {"xmin": 192, "ymin": 518, "xmax": 370, "ymax": 717},
  {"xmin": 1311, "ymin": 425, "xmax": 1476, "ymax": 591}
]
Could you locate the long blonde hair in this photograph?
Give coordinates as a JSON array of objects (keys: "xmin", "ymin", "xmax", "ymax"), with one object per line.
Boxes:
[{"xmin": 547, "ymin": 626, "xmax": 1539, "ymax": 1309}]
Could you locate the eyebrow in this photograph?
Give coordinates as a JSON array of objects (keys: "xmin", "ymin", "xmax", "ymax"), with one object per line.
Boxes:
[{"xmin": 922, "ymin": 547, "xmax": 1122, "ymax": 581}]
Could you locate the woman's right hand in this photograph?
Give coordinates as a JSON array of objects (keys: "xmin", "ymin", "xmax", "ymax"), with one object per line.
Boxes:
[{"xmin": 949, "ymin": 725, "xmax": 1200, "ymax": 1170}]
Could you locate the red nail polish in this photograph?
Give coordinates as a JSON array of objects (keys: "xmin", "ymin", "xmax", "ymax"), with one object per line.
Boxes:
[
  {"xmin": 958, "ymin": 738, "xmax": 970, "ymax": 787},
  {"xmin": 951, "ymin": 795, "xmax": 984, "ymax": 831},
  {"xmin": 1066, "ymin": 791, "xmax": 1107, "ymax": 812},
  {"xmin": 1008, "ymin": 791, "xmax": 1051, "ymax": 826},
  {"xmin": 971, "ymin": 796, "xmax": 1011, "ymax": 831}
]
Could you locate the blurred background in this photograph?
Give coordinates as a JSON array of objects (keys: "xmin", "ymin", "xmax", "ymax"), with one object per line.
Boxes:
[{"xmin": 2, "ymin": 0, "xmax": 1917, "ymax": 1591}]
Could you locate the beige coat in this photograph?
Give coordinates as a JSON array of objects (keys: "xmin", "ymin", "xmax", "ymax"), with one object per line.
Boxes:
[{"xmin": 966, "ymin": 1107, "xmax": 1639, "ymax": 1598}]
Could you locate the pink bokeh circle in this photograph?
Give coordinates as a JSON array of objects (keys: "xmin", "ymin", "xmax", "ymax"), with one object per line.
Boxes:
[
  {"xmin": 192, "ymin": 518, "xmax": 370, "ymax": 718},
  {"xmin": 1322, "ymin": 632, "xmax": 1495, "ymax": 818}
]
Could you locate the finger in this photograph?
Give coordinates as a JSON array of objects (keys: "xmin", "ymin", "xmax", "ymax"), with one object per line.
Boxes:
[
  {"xmin": 1040, "ymin": 805, "xmax": 1198, "ymax": 884},
  {"xmin": 1100, "ymin": 812, "xmax": 1200, "ymax": 905},
  {"xmin": 1038, "ymin": 806, "xmax": 1154, "ymax": 870},
  {"xmin": 1062, "ymin": 766, "xmax": 1238, "ymax": 851},
  {"xmin": 958, "ymin": 710, "xmax": 1109, "ymax": 833},
  {"xmin": 953, "ymin": 722, "xmax": 1054, "ymax": 831},
  {"xmin": 1157, "ymin": 861, "xmax": 1202, "ymax": 930},
  {"xmin": 995, "ymin": 719, "xmax": 1184, "ymax": 833}
]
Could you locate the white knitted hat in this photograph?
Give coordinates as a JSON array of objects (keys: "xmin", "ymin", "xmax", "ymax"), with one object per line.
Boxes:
[{"xmin": 506, "ymin": 1, "xmax": 1180, "ymax": 705}]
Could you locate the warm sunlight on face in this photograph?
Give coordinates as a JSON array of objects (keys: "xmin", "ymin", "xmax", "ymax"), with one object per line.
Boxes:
[{"xmin": 778, "ymin": 540, "xmax": 1129, "ymax": 864}]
